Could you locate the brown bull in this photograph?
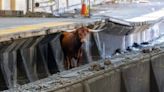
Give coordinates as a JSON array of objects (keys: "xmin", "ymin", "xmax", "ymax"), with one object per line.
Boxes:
[{"xmin": 60, "ymin": 27, "xmax": 90, "ymax": 70}]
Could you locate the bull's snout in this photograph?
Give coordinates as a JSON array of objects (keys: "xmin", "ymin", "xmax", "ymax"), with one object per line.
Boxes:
[{"xmin": 81, "ymin": 35, "xmax": 89, "ymax": 43}]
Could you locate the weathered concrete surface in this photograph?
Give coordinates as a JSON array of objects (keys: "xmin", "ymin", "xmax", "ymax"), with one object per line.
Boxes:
[
  {"xmin": 52, "ymin": 83, "xmax": 84, "ymax": 92},
  {"xmin": 0, "ymin": 1, "xmax": 164, "ymax": 42},
  {"xmin": 1, "ymin": 18, "xmax": 164, "ymax": 92},
  {"xmin": 121, "ymin": 55, "xmax": 150, "ymax": 92},
  {"xmin": 0, "ymin": 1, "xmax": 164, "ymax": 92},
  {"xmin": 150, "ymin": 50, "xmax": 164, "ymax": 92},
  {"xmin": 0, "ymin": 10, "xmax": 23, "ymax": 17},
  {"xmin": 84, "ymin": 69, "xmax": 120, "ymax": 92},
  {"xmin": 3, "ymin": 43, "xmax": 164, "ymax": 92},
  {"xmin": 0, "ymin": 32, "xmax": 101, "ymax": 91},
  {"xmin": 0, "ymin": 18, "xmax": 102, "ymax": 42}
]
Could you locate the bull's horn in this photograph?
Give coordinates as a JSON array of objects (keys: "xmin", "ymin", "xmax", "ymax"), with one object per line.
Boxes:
[
  {"xmin": 65, "ymin": 29, "xmax": 75, "ymax": 32},
  {"xmin": 89, "ymin": 29, "xmax": 104, "ymax": 32}
]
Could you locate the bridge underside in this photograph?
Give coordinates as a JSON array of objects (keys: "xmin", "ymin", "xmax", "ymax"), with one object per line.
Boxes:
[
  {"xmin": 1, "ymin": 2, "xmax": 164, "ymax": 92},
  {"xmin": 0, "ymin": 18, "xmax": 163, "ymax": 91}
]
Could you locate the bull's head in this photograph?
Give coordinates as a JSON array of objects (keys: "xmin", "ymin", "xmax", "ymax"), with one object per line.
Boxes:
[
  {"xmin": 76, "ymin": 27, "xmax": 90, "ymax": 43},
  {"xmin": 76, "ymin": 26, "xmax": 104, "ymax": 43}
]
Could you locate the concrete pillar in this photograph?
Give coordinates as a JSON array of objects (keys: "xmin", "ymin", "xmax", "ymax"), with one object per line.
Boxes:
[
  {"xmin": 16, "ymin": 0, "xmax": 27, "ymax": 14},
  {"xmin": 10, "ymin": 0, "xmax": 16, "ymax": 10},
  {"xmin": 125, "ymin": 34, "xmax": 134, "ymax": 47},
  {"xmin": 0, "ymin": 0, "xmax": 2, "ymax": 10},
  {"xmin": 66, "ymin": 0, "xmax": 69, "ymax": 8},
  {"xmin": 2, "ymin": 0, "xmax": 10, "ymax": 10}
]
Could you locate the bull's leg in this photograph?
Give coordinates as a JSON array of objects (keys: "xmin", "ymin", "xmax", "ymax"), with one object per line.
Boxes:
[
  {"xmin": 70, "ymin": 58, "xmax": 75, "ymax": 68},
  {"xmin": 77, "ymin": 48, "xmax": 83, "ymax": 67},
  {"xmin": 64, "ymin": 56, "xmax": 70, "ymax": 70},
  {"xmin": 64, "ymin": 56, "xmax": 68, "ymax": 70},
  {"xmin": 65, "ymin": 56, "xmax": 75, "ymax": 69},
  {"xmin": 68, "ymin": 57, "xmax": 72, "ymax": 69}
]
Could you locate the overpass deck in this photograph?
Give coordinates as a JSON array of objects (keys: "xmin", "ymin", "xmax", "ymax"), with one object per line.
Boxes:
[
  {"xmin": 0, "ymin": 2, "xmax": 164, "ymax": 41},
  {"xmin": 1, "ymin": 1, "xmax": 164, "ymax": 92}
]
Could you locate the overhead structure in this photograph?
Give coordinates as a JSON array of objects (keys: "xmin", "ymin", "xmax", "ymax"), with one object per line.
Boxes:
[
  {"xmin": 33, "ymin": 0, "xmax": 59, "ymax": 13},
  {"xmin": 0, "ymin": 1, "xmax": 164, "ymax": 92}
]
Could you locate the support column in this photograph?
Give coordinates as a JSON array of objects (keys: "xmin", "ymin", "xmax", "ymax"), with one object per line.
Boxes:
[
  {"xmin": 32, "ymin": 0, "xmax": 34, "ymax": 12},
  {"xmin": 26, "ymin": 0, "xmax": 29, "ymax": 12},
  {"xmin": 66, "ymin": 0, "xmax": 69, "ymax": 8},
  {"xmin": 0, "ymin": 0, "xmax": 2, "ymax": 10},
  {"xmin": 10, "ymin": 0, "xmax": 16, "ymax": 10},
  {"xmin": 2, "ymin": 0, "xmax": 10, "ymax": 10}
]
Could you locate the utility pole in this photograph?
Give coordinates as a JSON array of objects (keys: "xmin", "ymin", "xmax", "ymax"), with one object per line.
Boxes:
[
  {"xmin": 26, "ymin": 0, "xmax": 29, "ymax": 12},
  {"xmin": 89, "ymin": 0, "xmax": 91, "ymax": 17},
  {"xmin": 32, "ymin": 0, "xmax": 35, "ymax": 12},
  {"xmin": 66, "ymin": 0, "xmax": 69, "ymax": 8},
  {"xmin": 0, "ymin": 0, "xmax": 2, "ymax": 10}
]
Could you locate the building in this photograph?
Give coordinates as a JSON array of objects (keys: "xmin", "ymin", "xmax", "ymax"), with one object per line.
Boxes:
[{"xmin": 0, "ymin": 0, "xmax": 105, "ymax": 14}]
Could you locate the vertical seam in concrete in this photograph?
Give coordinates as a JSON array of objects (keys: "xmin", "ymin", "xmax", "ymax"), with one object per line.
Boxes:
[{"xmin": 84, "ymin": 80, "xmax": 91, "ymax": 92}]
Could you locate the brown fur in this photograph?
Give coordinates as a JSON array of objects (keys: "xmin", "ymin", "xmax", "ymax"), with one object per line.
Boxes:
[{"xmin": 60, "ymin": 27, "xmax": 90, "ymax": 69}]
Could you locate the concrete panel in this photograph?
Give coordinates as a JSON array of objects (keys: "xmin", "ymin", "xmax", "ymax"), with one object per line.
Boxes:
[
  {"xmin": 54, "ymin": 88, "xmax": 70, "ymax": 92},
  {"xmin": 151, "ymin": 52, "xmax": 164, "ymax": 92},
  {"xmin": 106, "ymin": 22, "xmax": 131, "ymax": 35},
  {"xmin": 54, "ymin": 83, "xmax": 83, "ymax": 92},
  {"xmin": 70, "ymin": 83, "xmax": 84, "ymax": 92},
  {"xmin": 6, "ymin": 39, "xmax": 27, "ymax": 88},
  {"xmin": 20, "ymin": 36, "xmax": 53, "ymax": 81},
  {"xmin": 82, "ymin": 33, "xmax": 101, "ymax": 64},
  {"xmin": 10, "ymin": 0, "xmax": 16, "ymax": 10},
  {"xmin": 88, "ymin": 33, "xmax": 101, "ymax": 61},
  {"xmin": 2, "ymin": 0, "xmax": 10, "ymax": 10},
  {"xmin": 16, "ymin": 41, "xmax": 30, "ymax": 85},
  {"xmin": 49, "ymin": 33, "xmax": 65, "ymax": 71},
  {"xmin": 16, "ymin": 0, "xmax": 26, "ymax": 13},
  {"xmin": 0, "ymin": 0, "xmax": 2, "ymax": 10},
  {"xmin": 29, "ymin": 36, "xmax": 49, "ymax": 79},
  {"xmin": 0, "ymin": 43, "xmax": 12, "ymax": 91},
  {"xmin": 38, "ymin": 34, "xmax": 59, "ymax": 74},
  {"xmin": 0, "ymin": 65, "xmax": 7, "ymax": 91},
  {"xmin": 85, "ymin": 70, "xmax": 120, "ymax": 92},
  {"xmin": 96, "ymin": 30, "xmax": 126, "ymax": 56},
  {"xmin": 121, "ymin": 58, "xmax": 150, "ymax": 92},
  {"xmin": 20, "ymin": 37, "xmax": 39, "ymax": 82},
  {"xmin": 0, "ymin": 40, "xmax": 26, "ymax": 88},
  {"xmin": 55, "ymin": 89, "xmax": 65, "ymax": 92}
]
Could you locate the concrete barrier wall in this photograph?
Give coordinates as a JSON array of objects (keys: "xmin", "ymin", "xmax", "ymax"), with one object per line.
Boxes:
[
  {"xmin": 121, "ymin": 57, "xmax": 150, "ymax": 92},
  {"xmin": 150, "ymin": 52, "xmax": 164, "ymax": 92},
  {"xmin": 0, "ymin": 32, "xmax": 102, "ymax": 91},
  {"xmin": 84, "ymin": 69, "xmax": 120, "ymax": 92},
  {"xmin": 48, "ymin": 50, "xmax": 164, "ymax": 92},
  {"xmin": 2, "ymin": 31, "xmax": 164, "ymax": 92},
  {"xmin": 1, "ymin": 19, "xmax": 164, "ymax": 91}
]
